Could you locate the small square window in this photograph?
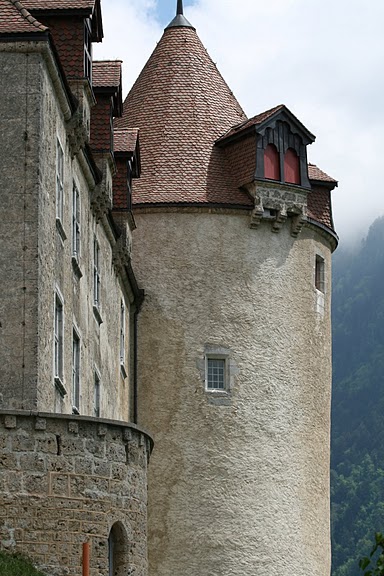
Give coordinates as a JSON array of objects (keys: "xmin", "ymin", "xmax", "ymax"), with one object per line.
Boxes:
[{"xmin": 207, "ymin": 358, "xmax": 226, "ymax": 390}]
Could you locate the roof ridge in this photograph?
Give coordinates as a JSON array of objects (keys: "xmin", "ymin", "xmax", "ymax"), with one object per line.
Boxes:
[{"xmin": 8, "ymin": 0, "xmax": 47, "ymax": 31}]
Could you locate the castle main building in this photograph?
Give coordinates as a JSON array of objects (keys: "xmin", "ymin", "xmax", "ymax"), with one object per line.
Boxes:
[{"xmin": 0, "ymin": 1, "xmax": 338, "ymax": 575}]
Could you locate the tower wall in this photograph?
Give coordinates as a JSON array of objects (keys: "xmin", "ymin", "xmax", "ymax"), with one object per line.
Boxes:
[{"xmin": 133, "ymin": 210, "xmax": 333, "ymax": 576}]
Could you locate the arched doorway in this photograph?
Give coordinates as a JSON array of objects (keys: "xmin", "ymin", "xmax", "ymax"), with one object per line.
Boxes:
[{"xmin": 108, "ymin": 522, "xmax": 129, "ymax": 576}]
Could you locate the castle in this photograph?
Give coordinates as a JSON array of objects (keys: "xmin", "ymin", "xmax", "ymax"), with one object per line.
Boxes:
[{"xmin": 0, "ymin": 1, "xmax": 338, "ymax": 575}]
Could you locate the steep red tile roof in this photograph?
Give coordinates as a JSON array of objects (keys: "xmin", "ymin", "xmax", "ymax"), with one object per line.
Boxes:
[
  {"xmin": 308, "ymin": 163, "xmax": 337, "ymax": 185},
  {"xmin": 22, "ymin": 0, "xmax": 95, "ymax": 10},
  {"xmin": 114, "ymin": 129, "xmax": 139, "ymax": 154},
  {"xmin": 308, "ymin": 185, "xmax": 334, "ymax": 230},
  {"xmin": 0, "ymin": 0, "xmax": 48, "ymax": 34},
  {"xmin": 117, "ymin": 25, "xmax": 252, "ymax": 207},
  {"xmin": 93, "ymin": 60, "xmax": 122, "ymax": 89}
]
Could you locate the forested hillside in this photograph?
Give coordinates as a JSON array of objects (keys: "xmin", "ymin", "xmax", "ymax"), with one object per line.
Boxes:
[{"xmin": 331, "ymin": 216, "xmax": 384, "ymax": 576}]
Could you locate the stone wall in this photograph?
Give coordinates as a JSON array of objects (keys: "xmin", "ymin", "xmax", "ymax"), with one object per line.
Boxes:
[{"xmin": 0, "ymin": 410, "xmax": 152, "ymax": 576}]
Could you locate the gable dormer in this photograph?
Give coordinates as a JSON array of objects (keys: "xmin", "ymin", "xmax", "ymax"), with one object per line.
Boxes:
[
  {"xmin": 217, "ymin": 104, "xmax": 315, "ymax": 190},
  {"xmin": 22, "ymin": 0, "xmax": 103, "ymax": 83},
  {"xmin": 216, "ymin": 105, "xmax": 317, "ymax": 236},
  {"xmin": 91, "ymin": 60, "xmax": 123, "ymax": 155}
]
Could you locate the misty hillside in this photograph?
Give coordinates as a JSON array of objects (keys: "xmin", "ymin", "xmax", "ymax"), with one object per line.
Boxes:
[{"xmin": 331, "ymin": 216, "xmax": 384, "ymax": 576}]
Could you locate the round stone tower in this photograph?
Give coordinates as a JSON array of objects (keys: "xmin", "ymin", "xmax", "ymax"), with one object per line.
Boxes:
[{"xmin": 118, "ymin": 3, "xmax": 338, "ymax": 575}]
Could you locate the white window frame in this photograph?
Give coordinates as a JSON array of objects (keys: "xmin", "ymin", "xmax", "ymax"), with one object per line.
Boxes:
[
  {"xmin": 93, "ymin": 237, "xmax": 101, "ymax": 308},
  {"xmin": 54, "ymin": 289, "xmax": 65, "ymax": 393},
  {"xmin": 72, "ymin": 181, "xmax": 81, "ymax": 261},
  {"xmin": 94, "ymin": 367, "xmax": 101, "ymax": 418},
  {"xmin": 120, "ymin": 300, "xmax": 127, "ymax": 378},
  {"xmin": 84, "ymin": 18, "xmax": 92, "ymax": 82},
  {"xmin": 72, "ymin": 327, "xmax": 80, "ymax": 414},
  {"xmin": 56, "ymin": 138, "xmax": 64, "ymax": 223},
  {"xmin": 205, "ymin": 355, "xmax": 227, "ymax": 391}
]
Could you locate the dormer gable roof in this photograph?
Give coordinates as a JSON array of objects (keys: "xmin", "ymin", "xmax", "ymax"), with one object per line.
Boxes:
[
  {"xmin": 93, "ymin": 60, "xmax": 123, "ymax": 116},
  {"xmin": 22, "ymin": 0, "xmax": 103, "ymax": 41},
  {"xmin": 216, "ymin": 104, "xmax": 315, "ymax": 147},
  {"xmin": 0, "ymin": 0, "xmax": 48, "ymax": 35}
]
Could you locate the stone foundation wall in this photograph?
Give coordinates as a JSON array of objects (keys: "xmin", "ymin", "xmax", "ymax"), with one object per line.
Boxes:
[{"xmin": 0, "ymin": 410, "xmax": 152, "ymax": 576}]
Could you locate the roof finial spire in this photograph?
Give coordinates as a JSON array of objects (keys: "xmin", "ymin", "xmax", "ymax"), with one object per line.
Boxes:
[{"xmin": 166, "ymin": 0, "xmax": 195, "ymax": 30}]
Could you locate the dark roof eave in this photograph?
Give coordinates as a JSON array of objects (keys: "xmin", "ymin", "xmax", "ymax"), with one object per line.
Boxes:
[
  {"xmin": 132, "ymin": 201, "xmax": 253, "ymax": 211},
  {"xmin": 310, "ymin": 179, "xmax": 338, "ymax": 191},
  {"xmin": 215, "ymin": 125, "xmax": 256, "ymax": 148},
  {"xmin": 307, "ymin": 217, "xmax": 339, "ymax": 250},
  {"xmin": 0, "ymin": 30, "xmax": 49, "ymax": 42}
]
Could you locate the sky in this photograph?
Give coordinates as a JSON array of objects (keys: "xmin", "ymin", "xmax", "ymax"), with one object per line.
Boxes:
[{"xmin": 94, "ymin": 0, "xmax": 384, "ymax": 245}]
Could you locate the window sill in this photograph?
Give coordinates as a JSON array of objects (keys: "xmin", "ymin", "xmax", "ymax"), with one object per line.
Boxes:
[
  {"xmin": 54, "ymin": 377, "xmax": 67, "ymax": 397},
  {"xmin": 56, "ymin": 218, "xmax": 67, "ymax": 242},
  {"xmin": 93, "ymin": 304, "xmax": 103, "ymax": 325},
  {"xmin": 72, "ymin": 256, "xmax": 83, "ymax": 279}
]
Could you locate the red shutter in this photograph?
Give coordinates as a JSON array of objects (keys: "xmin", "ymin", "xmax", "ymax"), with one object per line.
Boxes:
[
  {"xmin": 264, "ymin": 144, "xmax": 280, "ymax": 180},
  {"xmin": 284, "ymin": 148, "xmax": 300, "ymax": 184}
]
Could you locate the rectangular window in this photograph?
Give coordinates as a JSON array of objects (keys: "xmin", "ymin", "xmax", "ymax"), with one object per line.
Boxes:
[
  {"xmin": 315, "ymin": 255, "xmax": 325, "ymax": 292},
  {"xmin": 72, "ymin": 182, "xmax": 80, "ymax": 260},
  {"xmin": 56, "ymin": 139, "xmax": 64, "ymax": 222},
  {"xmin": 72, "ymin": 330, "xmax": 80, "ymax": 414},
  {"xmin": 207, "ymin": 358, "xmax": 226, "ymax": 390},
  {"xmin": 120, "ymin": 300, "xmax": 125, "ymax": 364},
  {"xmin": 54, "ymin": 292, "xmax": 64, "ymax": 384},
  {"xmin": 84, "ymin": 19, "xmax": 92, "ymax": 82},
  {"xmin": 120, "ymin": 300, "xmax": 128, "ymax": 379},
  {"xmin": 94, "ymin": 369, "xmax": 100, "ymax": 417},
  {"xmin": 93, "ymin": 238, "xmax": 101, "ymax": 308}
]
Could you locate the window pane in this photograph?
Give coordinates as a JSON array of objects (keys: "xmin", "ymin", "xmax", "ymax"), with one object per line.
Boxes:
[{"xmin": 207, "ymin": 358, "xmax": 225, "ymax": 389}]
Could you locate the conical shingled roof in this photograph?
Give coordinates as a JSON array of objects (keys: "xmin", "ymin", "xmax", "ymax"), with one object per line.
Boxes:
[{"xmin": 117, "ymin": 24, "xmax": 253, "ymax": 207}]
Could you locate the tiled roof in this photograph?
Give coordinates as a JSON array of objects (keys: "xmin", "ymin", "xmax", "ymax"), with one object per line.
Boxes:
[
  {"xmin": 22, "ymin": 0, "xmax": 95, "ymax": 10},
  {"xmin": 217, "ymin": 105, "xmax": 284, "ymax": 143},
  {"xmin": 308, "ymin": 163, "xmax": 337, "ymax": 185},
  {"xmin": 307, "ymin": 185, "xmax": 334, "ymax": 230},
  {"xmin": 0, "ymin": 0, "xmax": 48, "ymax": 34},
  {"xmin": 117, "ymin": 25, "xmax": 252, "ymax": 207},
  {"xmin": 93, "ymin": 60, "xmax": 122, "ymax": 89},
  {"xmin": 114, "ymin": 129, "xmax": 139, "ymax": 154}
]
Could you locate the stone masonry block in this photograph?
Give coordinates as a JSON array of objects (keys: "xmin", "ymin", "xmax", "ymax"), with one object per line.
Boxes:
[
  {"xmin": 4, "ymin": 416, "xmax": 17, "ymax": 429},
  {"xmin": 35, "ymin": 417, "xmax": 46, "ymax": 430}
]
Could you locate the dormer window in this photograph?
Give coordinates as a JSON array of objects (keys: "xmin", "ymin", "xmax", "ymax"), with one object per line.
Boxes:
[
  {"xmin": 284, "ymin": 148, "xmax": 300, "ymax": 185},
  {"xmin": 84, "ymin": 19, "xmax": 92, "ymax": 82},
  {"xmin": 264, "ymin": 144, "xmax": 280, "ymax": 181}
]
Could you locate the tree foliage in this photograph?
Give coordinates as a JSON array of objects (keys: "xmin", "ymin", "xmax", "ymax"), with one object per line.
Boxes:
[
  {"xmin": 0, "ymin": 551, "xmax": 46, "ymax": 576},
  {"xmin": 331, "ymin": 217, "xmax": 384, "ymax": 576}
]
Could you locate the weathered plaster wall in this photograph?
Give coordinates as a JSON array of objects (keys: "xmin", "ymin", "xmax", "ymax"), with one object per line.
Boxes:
[
  {"xmin": 133, "ymin": 210, "xmax": 333, "ymax": 576},
  {"xmin": 0, "ymin": 411, "xmax": 151, "ymax": 576},
  {"xmin": 0, "ymin": 45, "xmax": 132, "ymax": 419}
]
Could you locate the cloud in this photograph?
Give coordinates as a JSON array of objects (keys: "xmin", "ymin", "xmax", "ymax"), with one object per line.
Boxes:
[{"xmin": 95, "ymin": 0, "xmax": 384, "ymax": 244}]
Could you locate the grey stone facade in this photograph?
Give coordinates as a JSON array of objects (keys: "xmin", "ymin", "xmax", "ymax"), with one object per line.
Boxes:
[
  {"xmin": 0, "ymin": 19, "xmax": 149, "ymax": 576},
  {"xmin": 0, "ymin": 411, "xmax": 151, "ymax": 576}
]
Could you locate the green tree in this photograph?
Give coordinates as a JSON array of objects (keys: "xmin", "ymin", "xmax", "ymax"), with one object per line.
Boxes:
[{"xmin": 359, "ymin": 533, "xmax": 384, "ymax": 576}]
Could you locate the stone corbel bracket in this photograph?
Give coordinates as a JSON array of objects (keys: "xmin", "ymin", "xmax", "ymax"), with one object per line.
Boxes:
[
  {"xmin": 112, "ymin": 226, "xmax": 132, "ymax": 276},
  {"xmin": 247, "ymin": 182, "xmax": 308, "ymax": 238},
  {"xmin": 91, "ymin": 162, "xmax": 113, "ymax": 221},
  {"xmin": 66, "ymin": 105, "xmax": 88, "ymax": 158}
]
